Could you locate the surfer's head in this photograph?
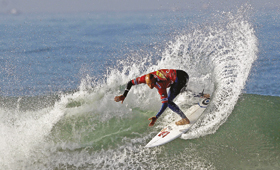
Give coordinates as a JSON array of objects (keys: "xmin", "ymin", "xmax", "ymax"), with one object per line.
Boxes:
[{"xmin": 145, "ymin": 74, "xmax": 156, "ymax": 89}]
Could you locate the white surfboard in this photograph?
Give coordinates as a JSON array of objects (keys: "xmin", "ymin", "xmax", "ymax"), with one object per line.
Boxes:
[{"xmin": 145, "ymin": 98, "xmax": 210, "ymax": 148}]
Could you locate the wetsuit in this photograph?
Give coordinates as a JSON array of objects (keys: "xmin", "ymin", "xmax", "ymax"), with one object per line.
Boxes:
[{"xmin": 123, "ymin": 69, "xmax": 189, "ymax": 119}]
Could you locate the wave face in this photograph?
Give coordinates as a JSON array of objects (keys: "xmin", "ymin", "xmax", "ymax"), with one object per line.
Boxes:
[{"xmin": 0, "ymin": 5, "xmax": 265, "ymax": 170}]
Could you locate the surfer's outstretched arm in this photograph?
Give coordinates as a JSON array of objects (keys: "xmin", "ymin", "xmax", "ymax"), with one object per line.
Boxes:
[
  {"xmin": 114, "ymin": 80, "xmax": 133, "ymax": 103},
  {"xmin": 122, "ymin": 80, "xmax": 133, "ymax": 97},
  {"xmin": 148, "ymin": 100, "xmax": 171, "ymax": 127}
]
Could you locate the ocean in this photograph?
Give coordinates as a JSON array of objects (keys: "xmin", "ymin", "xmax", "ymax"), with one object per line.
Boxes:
[{"xmin": 0, "ymin": 5, "xmax": 280, "ymax": 170}]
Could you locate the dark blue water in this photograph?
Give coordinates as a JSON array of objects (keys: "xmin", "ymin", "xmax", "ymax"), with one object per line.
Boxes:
[
  {"xmin": 0, "ymin": 12, "xmax": 189, "ymax": 96},
  {"xmin": 245, "ymin": 10, "xmax": 280, "ymax": 96},
  {"xmin": 4, "ymin": 10, "xmax": 273, "ymax": 97}
]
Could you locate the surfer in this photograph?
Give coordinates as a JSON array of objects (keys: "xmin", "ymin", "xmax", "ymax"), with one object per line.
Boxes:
[{"xmin": 114, "ymin": 69, "xmax": 191, "ymax": 127}]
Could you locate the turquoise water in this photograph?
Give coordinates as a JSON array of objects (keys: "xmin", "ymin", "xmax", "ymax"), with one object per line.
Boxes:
[{"xmin": 0, "ymin": 5, "xmax": 280, "ymax": 170}]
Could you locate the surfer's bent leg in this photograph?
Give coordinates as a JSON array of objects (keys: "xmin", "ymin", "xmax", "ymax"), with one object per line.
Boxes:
[
  {"xmin": 167, "ymin": 101, "xmax": 187, "ymax": 118},
  {"xmin": 167, "ymin": 70, "xmax": 189, "ymax": 118}
]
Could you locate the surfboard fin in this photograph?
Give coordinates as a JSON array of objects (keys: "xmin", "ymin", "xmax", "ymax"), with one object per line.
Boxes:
[
  {"xmin": 200, "ymin": 89, "xmax": 204, "ymax": 96},
  {"xmin": 194, "ymin": 89, "xmax": 204, "ymax": 97}
]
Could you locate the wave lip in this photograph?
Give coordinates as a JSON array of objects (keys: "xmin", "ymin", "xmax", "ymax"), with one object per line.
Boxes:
[{"xmin": 181, "ymin": 6, "xmax": 258, "ymax": 139}]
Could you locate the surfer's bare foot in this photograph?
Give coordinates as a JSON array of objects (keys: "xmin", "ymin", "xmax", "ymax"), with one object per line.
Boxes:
[
  {"xmin": 175, "ymin": 118, "xmax": 190, "ymax": 126},
  {"xmin": 203, "ymin": 94, "xmax": 210, "ymax": 98}
]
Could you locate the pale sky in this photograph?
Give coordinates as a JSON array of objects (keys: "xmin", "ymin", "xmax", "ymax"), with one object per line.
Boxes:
[{"xmin": 0, "ymin": 0, "xmax": 279, "ymax": 14}]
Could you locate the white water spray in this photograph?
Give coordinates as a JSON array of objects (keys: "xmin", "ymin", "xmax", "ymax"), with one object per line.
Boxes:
[{"xmin": 180, "ymin": 6, "xmax": 258, "ymax": 139}]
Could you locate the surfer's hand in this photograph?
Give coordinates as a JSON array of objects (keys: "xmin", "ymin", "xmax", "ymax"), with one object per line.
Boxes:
[
  {"xmin": 148, "ymin": 116, "xmax": 157, "ymax": 127},
  {"xmin": 114, "ymin": 95, "xmax": 125, "ymax": 103}
]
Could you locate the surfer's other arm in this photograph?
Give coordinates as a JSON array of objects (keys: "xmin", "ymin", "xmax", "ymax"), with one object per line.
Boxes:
[{"xmin": 114, "ymin": 80, "xmax": 133, "ymax": 104}]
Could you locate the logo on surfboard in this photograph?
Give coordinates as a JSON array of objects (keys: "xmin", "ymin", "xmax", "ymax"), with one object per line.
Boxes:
[
  {"xmin": 158, "ymin": 127, "xmax": 170, "ymax": 138},
  {"xmin": 202, "ymin": 98, "xmax": 210, "ymax": 105}
]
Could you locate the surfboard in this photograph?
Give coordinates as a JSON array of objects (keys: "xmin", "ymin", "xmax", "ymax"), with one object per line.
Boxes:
[{"xmin": 145, "ymin": 98, "xmax": 210, "ymax": 148}]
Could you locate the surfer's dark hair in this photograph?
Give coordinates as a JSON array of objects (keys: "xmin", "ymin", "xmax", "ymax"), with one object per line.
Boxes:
[{"xmin": 148, "ymin": 74, "xmax": 154, "ymax": 79}]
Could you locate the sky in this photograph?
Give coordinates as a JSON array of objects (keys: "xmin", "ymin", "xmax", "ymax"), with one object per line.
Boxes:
[{"xmin": 0, "ymin": 0, "xmax": 279, "ymax": 14}]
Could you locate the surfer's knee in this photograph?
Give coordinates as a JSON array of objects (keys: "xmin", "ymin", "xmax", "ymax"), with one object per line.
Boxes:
[
  {"xmin": 167, "ymin": 100, "xmax": 175, "ymax": 106},
  {"xmin": 167, "ymin": 101, "xmax": 179, "ymax": 112},
  {"xmin": 167, "ymin": 101, "xmax": 187, "ymax": 118}
]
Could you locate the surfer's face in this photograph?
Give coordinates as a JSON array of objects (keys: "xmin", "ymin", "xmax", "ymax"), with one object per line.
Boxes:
[
  {"xmin": 146, "ymin": 81, "xmax": 154, "ymax": 89},
  {"xmin": 146, "ymin": 75, "xmax": 156, "ymax": 89}
]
